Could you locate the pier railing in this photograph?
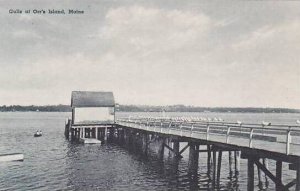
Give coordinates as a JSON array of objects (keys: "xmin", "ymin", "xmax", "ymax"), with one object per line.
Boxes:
[{"xmin": 117, "ymin": 117, "xmax": 300, "ymax": 155}]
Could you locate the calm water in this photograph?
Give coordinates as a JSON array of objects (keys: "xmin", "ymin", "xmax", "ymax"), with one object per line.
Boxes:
[{"xmin": 0, "ymin": 112, "xmax": 299, "ymax": 191}]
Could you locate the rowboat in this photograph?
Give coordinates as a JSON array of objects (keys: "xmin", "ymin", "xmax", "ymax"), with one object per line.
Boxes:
[
  {"xmin": 34, "ymin": 130, "xmax": 42, "ymax": 137},
  {"xmin": 0, "ymin": 153, "xmax": 24, "ymax": 162}
]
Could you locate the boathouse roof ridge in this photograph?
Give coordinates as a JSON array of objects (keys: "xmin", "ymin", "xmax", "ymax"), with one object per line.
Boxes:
[{"xmin": 71, "ymin": 91, "xmax": 115, "ymax": 107}]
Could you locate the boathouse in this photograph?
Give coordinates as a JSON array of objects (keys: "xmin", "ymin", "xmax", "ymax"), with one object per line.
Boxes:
[
  {"xmin": 71, "ymin": 91, "xmax": 115, "ymax": 125},
  {"xmin": 65, "ymin": 91, "xmax": 115, "ymax": 142}
]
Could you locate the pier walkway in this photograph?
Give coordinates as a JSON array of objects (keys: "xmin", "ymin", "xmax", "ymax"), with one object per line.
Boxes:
[
  {"xmin": 66, "ymin": 116, "xmax": 300, "ymax": 190},
  {"xmin": 116, "ymin": 117, "xmax": 300, "ymax": 191}
]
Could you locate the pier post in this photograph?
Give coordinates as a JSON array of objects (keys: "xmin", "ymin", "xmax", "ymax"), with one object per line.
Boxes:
[
  {"xmin": 173, "ymin": 140, "xmax": 180, "ymax": 157},
  {"xmin": 109, "ymin": 127, "xmax": 114, "ymax": 141},
  {"xmin": 188, "ymin": 142, "xmax": 199, "ymax": 175},
  {"xmin": 217, "ymin": 150, "xmax": 222, "ymax": 187},
  {"xmin": 104, "ymin": 127, "xmax": 108, "ymax": 141},
  {"xmin": 212, "ymin": 149, "xmax": 217, "ymax": 188},
  {"xmin": 74, "ymin": 128, "xmax": 77, "ymax": 139},
  {"xmin": 136, "ymin": 132, "xmax": 143, "ymax": 152},
  {"xmin": 142, "ymin": 133, "xmax": 149, "ymax": 155},
  {"xmin": 248, "ymin": 157, "xmax": 255, "ymax": 191},
  {"xmin": 275, "ymin": 160, "xmax": 282, "ymax": 191},
  {"xmin": 235, "ymin": 151, "xmax": 240, "ymax": 176},
  {"xmin": 68, "ymin": 120, "xmax": 72, "ymax": 140},
  {"xmin": 228, "ymin": 151, "xmax": 233, "ymax": 179},
  {"xmin": 207, "ymin": 145, "xmax": 211, "ymax": 177},
  {"xmin": 65, "ymin": 120, "xmax": 71, "ymax": 139},
  {"xmin": 257, "ymin": 159, "xmax": 263, "ymax": 189},
  {"xmin": 121, "ymin": 128, "xmax": 125, "ymax": 143},
  {"xmin": 124, "ymin": 129, "xmax": 130, "ymax": 146},
  {"xmin": 70, "ymin": 128, "xmax": 74, "ymax": 141},
  {"xmin": 85, "ymin": 128, "xmax": 88, "ymax": 138},
  {"xmin": 158, "ymin": 137, "xmax": 165, "ymax": 160},
  {"xmin": 92, "ymin": 128, "xmax": 95, "ymax": 138},
  {"xmin": 96, "ymin": 128, "xmax": 98, "ymax": 140},
  {"xmin": 77, "ymin": 128, "xmax": 80, "ymax": 139},
  {"xmin": 296, "ymin": 164, "xmax": 300, "ymax": 191},
  {"xmin": 263, "ymin": 158, "xmax": 269, "ymax": 187}
]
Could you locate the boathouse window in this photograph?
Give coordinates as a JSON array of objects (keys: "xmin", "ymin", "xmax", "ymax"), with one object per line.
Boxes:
[{"xmin": 71, "ymin": 91, "xmax": 115, "ymax": 125}]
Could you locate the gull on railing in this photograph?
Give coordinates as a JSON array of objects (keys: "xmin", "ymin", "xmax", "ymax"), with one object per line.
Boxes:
[
  {"xmin": 118, "ymin": 116, "xmax": 300, "ymax": 155},
  {"xmin": 262, "ymin": 121, "xmax": 271, "ymax": 126},
  {"xmin": 237, "ymin": 120, "xmax": 243, "ymax": 133}
]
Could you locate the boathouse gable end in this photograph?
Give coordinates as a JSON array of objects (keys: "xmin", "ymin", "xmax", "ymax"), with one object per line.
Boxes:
[{"xmin": 71, "ymin": 91, "xmax": 115, "ymax": 125}]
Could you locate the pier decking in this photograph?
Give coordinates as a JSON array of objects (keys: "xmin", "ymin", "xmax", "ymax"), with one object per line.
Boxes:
[
  {"xmin": 65, "ymin": 116, "xmax": 300, "ymax": 190},
  {"xmin": 115, "ymin": 117, "xmax": 300, "ymax": 191},
  {"xmin": 63, "ymin": 91, "xmax": 300, "ymax": 190}
]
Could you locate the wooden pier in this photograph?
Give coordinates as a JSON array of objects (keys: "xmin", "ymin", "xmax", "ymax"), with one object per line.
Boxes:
[
  {"xmin": 112, "ymin": 117, "xmax": 300, "ymax": 191},
  {"xmin": 64, "ymin": 91, "xmax": 300, "ymax": 190}
]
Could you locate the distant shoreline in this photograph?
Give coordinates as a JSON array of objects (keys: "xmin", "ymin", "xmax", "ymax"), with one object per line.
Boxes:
[{"xmin": 0, "ymin": 105, "xmax": 299, "ymax": 113}]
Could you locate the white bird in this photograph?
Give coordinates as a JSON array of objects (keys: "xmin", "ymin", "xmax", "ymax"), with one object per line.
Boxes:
[
  {"xmin": 218, "ymin": 117, "xmax": 223, "ymax": 122},
  {"xmin": 237, "ymin": 120, "xmax": 242, "ymax": 125},
  {"xmin": 296, "ymin": 120, "xmax": 300, "ymax": 124},
  {"xmin": 262, "ymin": 121, "xmax": 271, "ymax": 126}
]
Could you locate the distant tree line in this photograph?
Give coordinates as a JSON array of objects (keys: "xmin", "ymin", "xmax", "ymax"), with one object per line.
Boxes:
[
  {"xmin": 0, "ymin": 104, "xmax": 299, "ymax": 113},
  {"xmin": 117, "ymin": 104, "xmax": 300, "ymax": 113},
  {"xmin": 0, "ymin": 105, "xmax": 71, "ymax": 112}
]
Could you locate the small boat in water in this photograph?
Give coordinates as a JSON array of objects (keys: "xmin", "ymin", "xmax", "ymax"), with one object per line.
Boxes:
[
  {"xmin": 34, "ymin": 130, "xmax": 42, "ymax": 137},
  {"xmin": 0, "ymin": 153, "xmax": 24, "ymax": 162}
]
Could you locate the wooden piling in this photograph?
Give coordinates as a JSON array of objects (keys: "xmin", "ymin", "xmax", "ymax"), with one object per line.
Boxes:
[
  {"xmin": 64, "ymin": 120, "xmax": 70, "ymax": 139},
  {"xmin": 104, "ymin": 127, "xmax": 108, "ymax": 141},
  {"xmin": 109, "ymin": 128, "xmax": 114, "ymax": 141},
  {"xmin": 95, "ymin": 128, "xmax": 98, "ymax": 139},
  {"xmin": 70, "ymin": 128, "xmax": 74, "ymax": 141},
  {"xmin": 257, "ymin": 159, "xmax": 263, "ymax": 189},
  {"xmin": 296, "ymin": 165, "xmax": 300, "ymax": 191},
  {"xmin": 248, "ymin": 157, "xmax": 255, "ymax": 191},
  {"xmin": 158, "ymin": 138, "xmax": 165, "ymax": 160},
  {"xmin": 77, "ymin": 128, "xmax": 80, "ymax": 139},
  {"xmin": 217, "ymin": 151, "xmax": 222, "ymax": 187},
  {"xmin": 235, "ymin": 151, "xmax": 240, "ymax": 176},
  {"xmin": 143, "ymin": 133, "xmax": 149, "ymax": 155},
  {"xmin": 173, "ymin": 140, "xmax": 180, "ymax": 157},
  {"xmin": 207, "ymin": 145, "xmax": 211, "ymax": 176},
  {"xmin": 275, "ymin": 160, "xmax": 282, "ymax": 191},
  {"xmin": 212, "ymin": 149, "xmax": 217, "ymax": 188},
  {"xmin": 228, "ymin": 151, "xmax": 233, "ymax": 179},
  {"xmin": 188, "ymin": 142, "xmax": 199, "ymax": 174},
  {"xmin": 74, "ymin": 128, "xmax": 77, "ymax": 139},
  {"xmin": 263, "ymin": 158, "xmax": 269, "ymax": 188}
]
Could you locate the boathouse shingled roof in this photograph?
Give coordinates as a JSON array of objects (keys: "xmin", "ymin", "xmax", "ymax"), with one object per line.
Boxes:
[{"xmin": 71, "ymin": 91, "xmax": 115, "ymax": 107}]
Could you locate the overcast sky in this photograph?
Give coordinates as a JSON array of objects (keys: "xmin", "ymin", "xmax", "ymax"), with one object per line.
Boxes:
[{"xmin": 0, "ymin": 0, "xmax": 299, "ymax": 108}]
